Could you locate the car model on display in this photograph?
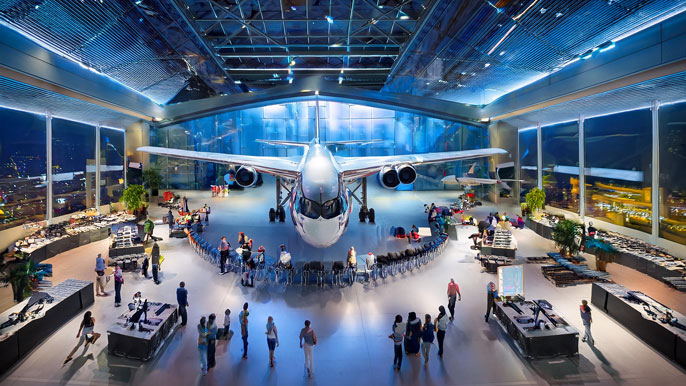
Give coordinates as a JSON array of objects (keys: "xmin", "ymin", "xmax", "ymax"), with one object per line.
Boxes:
[{"xmin": 138, "ymin": 120, "xmax": 506, "ymax": 247}]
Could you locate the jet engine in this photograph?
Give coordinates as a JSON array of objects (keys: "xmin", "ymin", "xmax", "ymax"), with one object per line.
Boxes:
[
  {"xmin": 235, "ymin": 166, "xmax": 258, "ymax": 188},
  {"xmin": 378, "ymin": 166, "xmax": 400, "ymax": 189},
  {"xmin": 395, "ymin": 164, "xmax": 417, "ymax": 185}
]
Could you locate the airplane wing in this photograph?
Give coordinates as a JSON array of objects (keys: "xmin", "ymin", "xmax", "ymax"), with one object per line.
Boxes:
[
  {"xmin": 441, "ymin": 176, "xmax": 499, "ymax": 185},
  {"xmin": 136, "ymin": 146, "xmax": 300, "ymax": 179},
  {"xmin": 336, "ymin": 148, "xmax": 508, "ymax": 180}
]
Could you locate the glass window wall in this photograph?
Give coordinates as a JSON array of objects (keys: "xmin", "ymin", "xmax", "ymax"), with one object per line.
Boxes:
[
  {"xmin": 659, "ymin": 101, "xmax": 686, "ymax": 244},
  {"xmin": 100, "ymin": 127, "xmax": 125, "ymax": 205},
  {"xmin": 0, "ymin": 108, "xmax": 46, "ymax": 230},
  {"xmin": 518, "ymin": 128, "xmax": 538, "ymax": 201},
  {"xmin": 52, "ymin": 118, "xmax": 96, "ymax": 217},
  {"xmin": 584, "ymin": 109, "xmax": 652, "ymax": 233},
  {"xmin": 541, "ymin": 121, "xmax": 579, "ymax": 212}
]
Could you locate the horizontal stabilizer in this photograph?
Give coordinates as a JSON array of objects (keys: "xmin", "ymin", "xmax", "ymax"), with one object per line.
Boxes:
[
  {"xmin": 256, "ymin": 139, "xmax": 310, "ymax": 147},
  {"xmin": 325, "ymin": 139, "xmax": 385, "ymax": 146}
]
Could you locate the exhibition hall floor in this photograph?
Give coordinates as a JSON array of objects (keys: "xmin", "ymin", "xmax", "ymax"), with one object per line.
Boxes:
[{"xmin": 1, "ymin": 184, "xmax": 685, "ymax": 385}]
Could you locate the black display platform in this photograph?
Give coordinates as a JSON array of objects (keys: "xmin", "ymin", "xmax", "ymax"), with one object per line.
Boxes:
[
  {"xmin": 23, "ymin": 227, "xmax": 111, "ymax": 263},
  {"xmin": 481, "ymin": 245, "xmax": 516, "ymax": 257},
  {"xmin": 107, "ymin": 302, "xmax": 178, "ymax": 361}
]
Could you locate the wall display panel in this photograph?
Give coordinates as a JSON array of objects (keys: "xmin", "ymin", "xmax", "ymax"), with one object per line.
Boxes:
[
  {"xmin": 659, "ymin": 102, "xmax": 686, "ymax": 245},
  {"xmin": 541, "ymin": 121, "xmax": 579, "ymax": 212},
  {"xmin": 518, "ymin": 129, "xmax": 538, "ymax": 201},
  {"xmin": 584, "ymin": 109, "xmax": 652, "ymax": 233},
  {"xmin": 153, "ymin": 101, "xmax": 488, "ymax": 193},
  {"xmin": 0, "ymin": 108, "xmax": 46, "ymax": 230},
  {"xmin": 52, "ymin": 118, "xmax": 96, "ymax": 217},
  {"xmin": 100, "ymin": 128, "xmax": 124, "ymax": 205}
]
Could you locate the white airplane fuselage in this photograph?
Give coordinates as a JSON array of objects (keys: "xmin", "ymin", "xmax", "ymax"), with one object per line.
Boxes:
[{"xmin": 288, "ymin": 141, "xmax": 353, "ymax": 248}]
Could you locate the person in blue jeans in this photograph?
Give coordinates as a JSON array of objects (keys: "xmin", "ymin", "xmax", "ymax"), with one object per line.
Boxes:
[
  {"xmin": 485, "ymin": 282, "xmax": 498, "ymax": 322},
  {"xmin": 113, "ymin": 264, "xmax": 123, "ymax": 307},
  {"xmin": 389, "ymin": 314, "xmax": 405, "ymax": 370},
  {"xmin": 421, "ymin": 314, "xmax": 435, "ymax": 367},
  {"xmin": 265, "ymin": 316, "xmax": 279, "ymax": 367},
  {"xmin": 197, "ymin": 316, "xmax": 208, "ymax": 376},
  {"xmin": 239, "ymin": 302, "xmax": 249, "ymax": 359}
]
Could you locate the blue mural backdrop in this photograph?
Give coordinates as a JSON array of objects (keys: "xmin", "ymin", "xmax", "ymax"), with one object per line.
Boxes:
[{"xmin": 151, "ymin": 101, "xmax": 489, "ymax": 191}]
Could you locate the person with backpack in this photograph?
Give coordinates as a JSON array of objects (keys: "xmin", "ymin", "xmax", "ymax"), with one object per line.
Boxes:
[
  {"xmin": 388, "ymin": 314, "xmax": 405, "ymax": 370},
  {"xmin": 265, "ymin": 316, "xmax": 279, "ymax": 367},
  {"xmin": 421, "ymin": 314, "xmax": 435, "ymax": 367}
]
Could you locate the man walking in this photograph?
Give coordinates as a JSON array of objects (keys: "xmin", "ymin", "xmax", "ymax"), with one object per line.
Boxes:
[
  {"xmin": 176, "ymin": 281, "xmax": 189, "ymax": 326},
  {"xmin": 299, "ymin": 320, "xmax": 317, "ymax": 377},
  {"xmin": 580, "ymin": 299, "xmax": 594, "ymax": 345},
  {"xmin": 207, "ymin": 313, "xmax": 218, "ymax": 369},
  {"xmin": 94, "ymin": 254, "xmax": 107, "ymax": 296},
  {"xmin": 167, "ymin": 209, "xmax": 174, "ymax": 235},
  {"xmin": 218, "ymin": 236, "xmax": 230, "ymax": 275},
  {"xmin": 447, "ymin": 278, "xmax": 461, "ymax": 321},
  {"xmin": 239, "ymin": 302, "xmax": 249, "ymax": 359},
  {"xmin": 151, "ymin": 242, "xmax": 161, "ymax": 284},
  {"xmin": 143, "ymin": 217, "xmax": 154, "ymax": 244},
  {"xmin": 485, "ymin": 282, "xmax": 498, "ymax": 322}
]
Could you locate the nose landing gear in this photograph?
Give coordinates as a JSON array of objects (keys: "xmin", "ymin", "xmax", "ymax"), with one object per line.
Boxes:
[
  {"xmin": 269, "ymin": 177, "xmax": 290, "ymax": 222},
  {"xmin": 350, "ymin": 177, "xmax": 374, "ymax": 223}
]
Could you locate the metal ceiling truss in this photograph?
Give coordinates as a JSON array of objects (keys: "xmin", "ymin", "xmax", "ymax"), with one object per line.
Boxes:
[{"xmin": 180, "ymin": 0, "xmax": 432, "ymax": 89}]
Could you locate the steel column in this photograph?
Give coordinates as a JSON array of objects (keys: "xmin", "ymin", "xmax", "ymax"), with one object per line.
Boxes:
[
  {"xmin": 46, "ymin": 114, "xmax": 53, "ymax": 224},
  {"xmin": 578, "ymin": 115, "xmax": 585, "ymax": 221},
  {"xmin": 536, "ymin": 123, "xmax": 542, "ymax": 190},
  {"xmin": 95, "ymin": 124, "xmax": 101, "ymax": 213},
  {"xmin": 651, "ymin": 100, "xmax": 660, "ymax": 244}
]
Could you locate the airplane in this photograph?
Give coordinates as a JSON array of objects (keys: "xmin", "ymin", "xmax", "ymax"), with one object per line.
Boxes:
[
  {"xmin": 441, "ymin": 162, "xmax": 522, "ymax": 191},
  {"xmin": 138, "ymin": 126, "xmax": 507, "ymax": 248}
]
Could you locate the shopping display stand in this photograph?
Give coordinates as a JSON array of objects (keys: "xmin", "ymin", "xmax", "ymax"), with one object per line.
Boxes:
[{"xmin": 107, "ymin": 302, "xmax": 178, "ymax": 361}]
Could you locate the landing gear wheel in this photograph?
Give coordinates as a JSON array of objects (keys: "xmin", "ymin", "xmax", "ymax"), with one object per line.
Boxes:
[
  {"xmin": 269, "ymin": 208, "xmax": 276, "ymax": 222},
  {"xmin": 367, "ymin": 208, "xmax": 375, "ymax": 223},
  {"xmin": 358, "ymin": 207, "xmax": 368, "ymax": 222},
  {"xmin": 277, "ymin": 206, "xmax": 286, "ymax": 222}
]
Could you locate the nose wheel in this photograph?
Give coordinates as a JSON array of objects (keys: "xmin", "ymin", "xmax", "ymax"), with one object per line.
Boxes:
[
  {"xmin": 351, "ymin": 177, "xmax": 374, "ymax": 223},
  {"xmin": 270, "ymin": 177, "xmax": 290, "ymax": 222},
  {"xmin": 358, "ymin": 207, "xmax": 375, "ymax": 223}
]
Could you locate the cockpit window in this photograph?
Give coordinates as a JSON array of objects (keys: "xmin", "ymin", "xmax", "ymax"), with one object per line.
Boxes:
[
  {"xmin": 299, "ymin": 196, "xmax": 321, "ymax": 219},
  {"xmin": 321, "ymin": 198, "xmax": 343, "ymax": 219}
]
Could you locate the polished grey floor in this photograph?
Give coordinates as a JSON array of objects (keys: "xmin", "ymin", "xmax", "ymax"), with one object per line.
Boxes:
[{"xmin": 1, "ymin": 179, "xmax": 685, "ymax": 385}]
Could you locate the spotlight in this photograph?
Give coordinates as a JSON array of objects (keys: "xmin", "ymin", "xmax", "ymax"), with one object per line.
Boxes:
[
  {"xmin": 399, "ymin": 15, "xmax": 410, "ymax": 20},
  {"xmin": 338, "ymin": 76, "xmax": 343, "ymax": 84},
  {"xmin": 484, "ymin": 63, "xmax": 491, "ymax": 68},
  {"xmin": 325, "ymin": 15, "xmax": 334, "ymax": 24},
  {"xmin": 290, "ymin": 59, "xmax": 296, "ymax": 66}
]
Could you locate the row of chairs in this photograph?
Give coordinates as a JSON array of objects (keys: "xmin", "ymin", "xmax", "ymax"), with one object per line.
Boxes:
[{"xmin": 184, "ymin": 229, "xmax": 449, "ymax": 287}]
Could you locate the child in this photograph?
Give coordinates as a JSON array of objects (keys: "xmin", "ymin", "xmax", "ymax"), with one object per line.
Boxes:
[{"xmin": 222, "ymin": 309, "xmax": 233, "ymax": 340}]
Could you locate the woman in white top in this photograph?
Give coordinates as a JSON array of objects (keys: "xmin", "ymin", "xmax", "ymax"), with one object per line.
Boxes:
[
  {"xmin": 265, "ymin": 316, "xmax": 280, "ymax": 367},
  {"xmin": 63, "ymin": 311, "xmax": 100, "ymax": 364},
  {"xmin": 435, "ymin": 306, "xmax": 449, "ymax": 357}
]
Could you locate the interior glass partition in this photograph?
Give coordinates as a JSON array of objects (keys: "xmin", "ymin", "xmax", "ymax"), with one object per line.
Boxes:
[
  {"xmin": 100, "ymin": 127, "xmax": 125, "ymax": 205},
  {"xmin": 518, "ymin": 128, "xmax": 538, "ymax": 201},
  {"xmin": 541, "ymin": 121, "xmax": 579, "ymax": 212},
  {"xmin": 584, "ymin": 109, "xmax": 652, "ymax": 233},
  {"xmin": 659, "ymin": 101, "xmax": 686, "ymax": 245},
  {"xmin": 0, "ymin": 107, "xmax": 46, "ymax": 230},
  {"xmin": 52, "ymin": 118, "xmax": 96, "ymax": 217}
]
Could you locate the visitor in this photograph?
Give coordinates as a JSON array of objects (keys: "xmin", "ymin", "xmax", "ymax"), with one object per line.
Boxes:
[
  {"xmin": 144, "ymin": 217, "xmax": 154, "ymax": 244},
  {"xmin": 151, "ymin": 242, "xmax": 161, "ymax": 284},
  {"xmin": 255, "ymin": 246, "xmax": 266, "ymax": 280},
  {"xmin": 223, "ymin": 308, "xmax": 233, "ymax": 340},
  {"xmin": 405, "ymin": 312, "xmax": 421, "ymax": 355},
  {"xmin": 447, "ymin": 278, "xmax": 461, "ymax": 321},
  {"xmin": 469, "ymin": 232, "xmax": 482, "ymax": 248},
  {"xmin": 182, "ymin": 195, "xmax": 188, "ymax": 213},
  {"xmin": 141, "ymin": 254, "xmax": 149, "ymax": 278},
  {"xmin": 238, "ymin": 231, "xmax": 248, "ymax": 246},
  {"xmin": 421, "ymin": 314, "xmax": 434, "ymax": 366},
  {"xmin": 203, "ymin": 203, "xmax": 210, "ymax": 224},
  {"xmin": 113, "ymin": 264, "xmax": 123, "ymax": 307},
  {"xmin": 218, "ymin": 236, "xmax": 230, "ymax": 275},
  {"xmin": 239, "ymin": 302, "xmax": 249, "ymax": 359},
  {"xmin": 132, "ymin": 291, "xmax": 143, "ymax": 308},
  {"xmin": 265, "ymin": 316, "xmax": 280, "ymax": 367},
  {"xmin": 580, "ymin": 300, "xmax": 594, "ymax": 345},
  {"xmin": 63, "ymin": 311, "xmax": 101, "ymax": 364},
  {"xmin": 176, "ymin": 281, "xmax": 189, "ymax": 326},
  {"xmin": 207, "ymin": 313, "xmax": 218, "ymax": 369},
  {"xmin": 366, "ymin": 252, "xmax": 376, "ymax": 280},
  {"xmin": 167, "ymin": 209, "xmax": 174, "ymax": 234},
  {"xmin": 494, "ymin": 212, "xmax": 501, "ymax": 223},
  {"xmin": 299, "ymin": 320, "xmax": 317, "ymax": 378},
  {"xmin": 346, "ymin": 246, "xmax": 357, "ymax": 284},
  {"xmin": 94, "ymin": 254, "xmax": 107, "ymax": 296},
  {"xmin": 389, "ymin": 314, "xmax": 404, "ymax": 370},
  {"xmin": 197, "ymin": 316, "xmax": 208, "ymax": 376},
  {"xmin": 435, "ymin": 306, "xmax": 448, "ymax": 357},
  {"xmin": 247, "ymin": 255, "xmax": 256, "ymax": 287},
  {"xmin": 588, "ymin": 222, "xmax": 597, "ymax": 238},
  {"xmin": 485, "ymin": 282, "xmax": 498, "ymax": 322},
  {"xmin": 278, "ymin": 244, "xmax": 293, "ymax": 284}
]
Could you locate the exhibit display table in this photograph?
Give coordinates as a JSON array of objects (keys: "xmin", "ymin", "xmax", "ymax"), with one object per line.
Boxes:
[
  {"xmin": 0, "ymin": 279, "xmax": 94, "ymax": 374},
  {"xmin": 494, "ymin": 299, "xmax": 579, "ymax": 358},
  {"xmin": 107, "ymin": 302, "xmax": 178, "ymax": 361},
  {"xmin": 591, "ymin": 282, "xmax": 686, "ymax": 369},
  {"xmin": 481, "ymin": 229, "xmax": 517, "ymax": 257}
]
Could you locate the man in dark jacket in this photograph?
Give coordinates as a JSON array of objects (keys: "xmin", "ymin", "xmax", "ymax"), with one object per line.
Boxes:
[{"xmin": 151, "ymin": 242, "xmax": 161, "ymax": 284}]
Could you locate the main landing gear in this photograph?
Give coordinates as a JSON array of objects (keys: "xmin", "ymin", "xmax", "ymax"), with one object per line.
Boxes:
[
  {"xmin": 350, "ymin": 177, "xmax": 375, "ymax": 223},
  {"xmin": 269, "ymin": 177, "xmax": 290, "ymax": 222}
]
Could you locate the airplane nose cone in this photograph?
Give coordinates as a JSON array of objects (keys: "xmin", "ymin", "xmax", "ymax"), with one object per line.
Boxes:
[{"xmin": 297, "ymin": 217, "xmax": 344, "ymax": 248}]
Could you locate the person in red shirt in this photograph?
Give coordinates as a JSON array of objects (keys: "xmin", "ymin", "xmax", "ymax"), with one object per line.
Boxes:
[{"xmin": 446, "ymin": 278, "xmax": 461, "ymax": 321}]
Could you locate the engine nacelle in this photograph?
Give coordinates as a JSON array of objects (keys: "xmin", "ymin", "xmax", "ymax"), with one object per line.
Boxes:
[
  {"xmin": 395, "ymin": 164, "xmax": 417, "ymax": 185},
  {"xmin": 235, "ymin": 166, "xmax": 258, "ymax": 188},
  {"xmin": 378, "ymin": 166, "xmax": 400, "ymax": 189}
]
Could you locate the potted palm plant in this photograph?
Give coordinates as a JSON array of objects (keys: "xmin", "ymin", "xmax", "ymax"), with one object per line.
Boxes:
[
  {"xmin": 1, "ymin": 257, "xmax": 34, "ymax": 302},
  {"xmin": 585, "ymin": 238, "xmax": 617, "ymax": 272},
  {"xmin": 120, "ymin": 184, "xmax": 147, "ymax": 217},
  {"xmin": 552, "ymin": 219, "xmax": 581, "ymax": 257}
]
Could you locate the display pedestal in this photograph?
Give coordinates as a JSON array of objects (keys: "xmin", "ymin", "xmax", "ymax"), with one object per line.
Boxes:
[
  {"xmin": 493, "ymin": 300, "xmax": 579, "ymax": 358},
  {"xmin": 107, "ymin": 302, "xmax": 178, "ymax": 361}
]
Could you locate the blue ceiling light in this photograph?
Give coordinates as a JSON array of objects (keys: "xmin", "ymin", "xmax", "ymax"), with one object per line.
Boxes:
[
  {"xmin": 598, "ymin": 40, "xmax": 615, "ymax": 52},
  {"xmin": 325, "ymin": 15, "xmax": 334, "ymax": 24},
  {"xmin": 580, "ymin": 49, "xmax": 595, "ymax": 60}
]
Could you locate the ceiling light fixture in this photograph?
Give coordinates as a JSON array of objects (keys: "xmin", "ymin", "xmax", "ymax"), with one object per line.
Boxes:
[
  {"xmin": 484, "ymin": 63, "xmax": 491, "ymax": 68},
  {"xmin": 234, "ymin": 80, "xmax": 242, "ymax": 84},
  {"xmin": 330, "ymin": 42, "xmax": 343, "ymax": 47},
  {"xmin": 487, "ymin": 24, "xmax": 517, "ymax": 55},
  {"xmin": 499, "ymin": 51, "xmax": 505, "ymax": 56},
  {"xmin": 290, "ymin": 58, "xmax": 296, "ymax": 66},
  {"xmin": 513, "ymin": 0, "xmax": 540, "ymax": 20},
  {"xmin": 598, "ymin": 40, "xmax": 615, "ymax": 52},
  {"xmin": 288, "ymin": 77, "xmax": 293, "ymax": 84},
  {"xmin": 399, "ymin": 15, "xmax": 410, "ymax": 20},
  {"xmin": 580, "ymin": 49, "xmax": 594, "ymax": 60},
  {"xmin": 338, "ymin": 76, "xmax": 343, "ymax": 84},
  {"xmin": 325, "ymin": 15, "xmax": 334, "ymax": 24}
]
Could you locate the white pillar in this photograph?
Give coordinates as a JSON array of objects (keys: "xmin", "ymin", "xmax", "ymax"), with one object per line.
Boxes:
[
  {"xmin": 46, "ymin": 114, "xmax": 53, "ymax": 224},
  {"xmin": 536, "ymin": 123, "xmax": 542, "ymax": 190},
  {"xmin": 95, "ymin": 124, "xmax": 101, "ymax": 213},
  {"xmin": 651, "ymin": 100, "xmax": 660, "ymax": 244},
  {"xmin": 578, "ymin": 115, "xmax": 585, "ymax": 221}
]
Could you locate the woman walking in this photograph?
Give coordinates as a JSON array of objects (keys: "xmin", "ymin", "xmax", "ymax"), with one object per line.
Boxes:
[
  {"xmin": 389, "ymin": 314, "xmax": 405, "ymax": 370},
  {"xmin": 404, "ymin": 312, "xmax": 421, "ymax": 355},
  {"xmin": 63, "ymin": 311, "xmax": 101, "ymax": 364},
  {"xmin": 421, "ymin": 314, "xmax": 435, "ymax": 367},
  {"xmin": 435, "ymin": 306, "xmax": 448, "ymax": 357},
  {"xmin": 265, "ymin": 316, "xmax": 280, "ymax": 367},
  {"xmin": 299, "ymin": 320, "xmax": 317, "ymax": 377},
  {"xmin": 198, "ymin": 316, "xmax": 209, "ymax": 375},
  {"xmin": 113, "ymin": 264, "xmax": 123, "ymax": 307}
]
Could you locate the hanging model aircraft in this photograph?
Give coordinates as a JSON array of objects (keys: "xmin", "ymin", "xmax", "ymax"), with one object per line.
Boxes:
[
  {"xmin": 138, "ymin": 107, "xmax": 507, "ymax": 247},
  {"xmin": 441, "ymin": 162, "xmax": 522, "ymax": 191}
]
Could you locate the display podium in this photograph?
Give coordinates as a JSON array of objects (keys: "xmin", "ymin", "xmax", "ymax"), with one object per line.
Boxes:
[{"xmin": 107, "ymin": 302, "xmax": 178, "ymax": 361}]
